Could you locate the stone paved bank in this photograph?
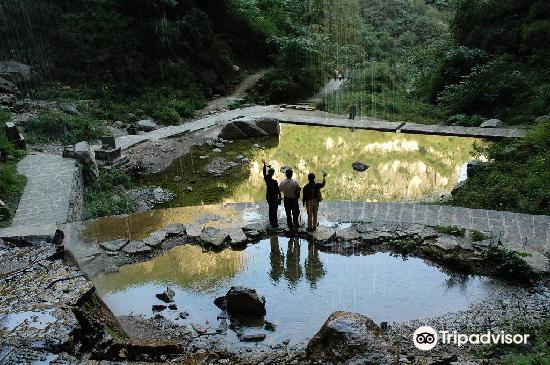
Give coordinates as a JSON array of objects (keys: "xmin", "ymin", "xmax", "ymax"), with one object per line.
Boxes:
[
  {"xmin": 110, "ymin": 106, "xmax": 527, "ymax": 151},
  {"xmin": 12, "ymin": 153, "xmax": 81, "ymax": 227}
]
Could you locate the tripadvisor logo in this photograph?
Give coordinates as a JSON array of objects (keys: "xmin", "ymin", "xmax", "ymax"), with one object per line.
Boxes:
[{"xmin": 413, "ymin": 326, "xmax": 530, "ymax": 351}]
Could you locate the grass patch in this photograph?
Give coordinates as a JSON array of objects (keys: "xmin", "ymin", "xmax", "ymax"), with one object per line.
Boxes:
[
  {"xmin": 25, "ymin": 110, "xmax": 104, "ymax": 145},
  {"xmin": 434, "ymin": 225, "xmax": 466, "ymax": 237},
  {"xmin": 82, "ymin": 168, "xmax": 135, "ymax": 220},
  {"xmin": 0, "ymin": 137, "xmax": 27, "ymax": 227},
  {"xmin": 479, "ymin": 246, "xmax": 534, "ymax": 282},
  {"xmin": 470, "ymin": 230, "xmax": 489, "ymax": 242}
]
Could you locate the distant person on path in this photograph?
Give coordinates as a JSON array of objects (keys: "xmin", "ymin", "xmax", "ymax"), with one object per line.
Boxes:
[
  {"xmin": 263, "ymin": 159, "xmax": 281, "ymax": 228},
  {"xmin": 279, "ymin": 168, "xmax": 301, "ymax": 232},
  {"xmin": 338, "ymin": 73, "xmax": 343, "ymax": 82},
  {"xmin": 334, "ymin": 69, "xmax": 339, "ymax": 81},
  {"xmin": 348, "ymin": 103, "xmax": 358, "ymax": 120},
  {"xmin": 302, "ymin": 172, "xmax": 326, "ymax": 231}
]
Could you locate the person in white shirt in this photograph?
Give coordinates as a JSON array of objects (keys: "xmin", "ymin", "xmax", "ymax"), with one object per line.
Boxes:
[{"xmin": 278, "ymin": 168, "xmax": 301, "ymax": 232}]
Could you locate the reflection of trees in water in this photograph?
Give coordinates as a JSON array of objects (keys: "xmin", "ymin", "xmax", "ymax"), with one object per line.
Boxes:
[
  {"xmin": 269, "ymin": 236, "xmax": 284, "ymax": 282},
  {"xmin": 284, "ymin": 238, "xmax": 303, "ymax": 288},
  {"xmin": 269, "ymin": 237, "xmax": 326, "ymax": 290},
  {"xmin": 305, "ymin": 242, "xmax": 326, "ymax": 288}
]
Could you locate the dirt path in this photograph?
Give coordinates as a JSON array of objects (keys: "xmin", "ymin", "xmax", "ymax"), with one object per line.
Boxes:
[{"xmin": 198, "ymin": 70, "xmax": 266, "ymax": 116}]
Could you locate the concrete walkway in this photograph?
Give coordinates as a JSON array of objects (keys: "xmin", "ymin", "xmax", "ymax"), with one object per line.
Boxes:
[
  {"xmin": 9, "ymin": 153, "xmax": 79, "ymax": 228},
  {"xmin": 109, "ymin": 106, "xmax": 527, "ymax": 151}
]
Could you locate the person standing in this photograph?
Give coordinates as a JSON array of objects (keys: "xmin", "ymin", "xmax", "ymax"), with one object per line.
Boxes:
[
  {"xmin": 302, "ymin": 172, "xmax": 326, "ymax": 231},
  {"xmin": 348, "ymin": 103, "xmax": 358, "ymax": 120},
  {"xmin": 262, "ymin": 160, "xmax": 281, "ymax": 228},
  {"xmin": 278, "ymin": 168, "xmax": 301, "ymax": 232}
]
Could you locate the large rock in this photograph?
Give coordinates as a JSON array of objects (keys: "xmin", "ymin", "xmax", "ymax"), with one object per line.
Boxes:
[
  {"xmin": 352, "ymin": 162, "xmax": 369, "ymax": 172},
  {"xmin": 219, "ymin": 117, "xmax": 280, "ymax": 140},
  {"xmin": 215, "ymin": 286, "xmax": 266, "ymax": 317},
  {"xmin": 137, "ymin": 118, "xmax": 158, "ymax": 132},
  {"xmin": 480, "ymin": 119, "xmax": 504, "ymax": 128},
  {"xmin": 0, "ymin": 76, "xmax": 18, "ymax": 93},
  {"xmin": 122, "ymin": 240, "xmax": 152, "ymax": 254},
  {"xmin": 100, "ymin": 239, "xmax": 129, "ymax": 252},
  {"xmin": 307, "ymin": 311, "xmax": 390, "ymax": 364},
  {"xmin": 521, "ymin": 251, "xmax": 550, "ymax": 275},
  {"xmin": 200, "ymin": 227, "xmax": 230, "ymax": 247},
  {"xmin": 0, "ymin": 61, "xmax": 31, "ymax": 85}
]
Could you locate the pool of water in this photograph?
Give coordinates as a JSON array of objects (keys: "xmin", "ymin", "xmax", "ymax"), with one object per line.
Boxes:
[
  {"xmin": 94, "ymin": 237, "xmax": 505, "ymax": 344},
  {"xmin": 140, "ymin": 124, "xmax": 481, "ymax": 207}
]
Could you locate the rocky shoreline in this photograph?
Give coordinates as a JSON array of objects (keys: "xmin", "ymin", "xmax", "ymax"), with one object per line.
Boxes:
[{"xmin": 8, "ymin": 214, "xmax": 538, "ymax": 364}]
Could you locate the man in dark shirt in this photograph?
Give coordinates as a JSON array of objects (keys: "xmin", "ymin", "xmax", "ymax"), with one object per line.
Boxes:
[
  {"xmin": 302, "ymin": 172, "xmax": 326, "ymax": 231},
  {"xmin": 263, "ymin": 160, "xmax": 281, "ymax": 228}
]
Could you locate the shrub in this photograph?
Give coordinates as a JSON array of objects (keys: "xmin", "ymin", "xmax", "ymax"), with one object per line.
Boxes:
[
  {"xmin": 480, "ymin": 246, "xmax": 533, "ymax": 282},
  {"xmin": 470, "ymin": 230, "xmax": 489, "ymax": 242},
  {"xmin": 25, "ymin": 111, "xmax": 104, "ymax": 144},
  {"xmin": 445, "ymin": 114, "xmax": 484, "ymax": 127},
  {"xmin": 83, "ymin": 191, "xmax": 134, "ymax": 220}
]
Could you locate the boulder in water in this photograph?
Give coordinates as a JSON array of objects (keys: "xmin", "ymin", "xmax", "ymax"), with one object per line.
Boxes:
[
  {"xmin": 214, "ymin": 286, "xmax": 266, "ymax": 317},
  {"xmin": 156, "ymin": 287, "xmax": 175, "ymax": 303},
  {"xmin": 352, "ymin": 162, "xmax": 369, "ymax": 172}
]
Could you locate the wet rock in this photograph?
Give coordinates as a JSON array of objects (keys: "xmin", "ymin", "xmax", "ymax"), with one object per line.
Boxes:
[
  {"xmin": 122, "ymin": 240, "xmax": 152, "ymax": 254},
  {"xmin": 352, "ymin": 162, "xmax": 369, "ymax": 172},
  {"xmin": 152, "ymin": 304, "xmax": 167, "ymax": 312},
  {"xmin": 137, "ymin": 118, "xmax": 158, "ymax": 131},
  {"xmin": 100, "ymin": 239, "xmax": 129, "ymax": 252},
  {"xmin": 200, "ymin": 227, "xmax": 230, "ymax": 247},
  {"xmin": 307, "ymin": 311, "xmax": 389, "ymax": 364},
  {"xmin": 309, "ymin": 227, "xmax": 336, "ymax": 243},
  {"xmin": 192, "ymin": 323, "xmax": 208, "ymax": 335},
  {"xmin": 156, "ymin": 287, "xmax": 175, "ymax": 303},
  {"xmin": 418, "ymin": 227, "xmax": 439, "ymax": 240},
  {"xmin": 205, "ymin": 158, "xmax": 238, "ymax": 175},
  {"xmin": 216, "ymin": 287, "xmax": 266, "ymax": 317},
  {"xmin": 432, "ymin": 235, "xmax": 459, "ymax": 251},
  {"xmin": 168, "ymin": 304, "xmax": 178, "ymax": 310},
  {"xmin": 228, "ymin": 229, "xmax": 248, "ymax": 245},
  {"xmin": 125, "ymin": 187, "xmax": 175, "ymax": 211},
  {"xmin": 212, "ymin": 148, "xmax": 222, "ymax": 153},
  {"xmin": 264, "ymin": 320, "xmax": 276, "ymax": 331},
  {"xmin": 179, "ymin": 311, "xmax": 189, "ymax": 319},
  {"xmin": 244, "ymin": 230, "xmax": 262, "ymax": 240},
  {"xmin": 336, "ymin": 228, "xmax": 361, "ymax": 241},
  {"xmin": 240, "ymin": 333, "xmax": 266, "ymax": 342},
  {"xmin": 480, "ymin": 119, "xmax": 503, "ymax": 128},
  {"xmin": 164, "ymin": 223, "xmax": 186, "ymax": 237},
  {"xmin": 143, "ymin": 230, "xmax": 168, "ymax": 248},
  {"xmin": 186, "ymin": 224, "xmax": 203, "ymax": 239},
  {"xmin": 219, "ymin": 117, "xmax": 280, "ymax": 140}
]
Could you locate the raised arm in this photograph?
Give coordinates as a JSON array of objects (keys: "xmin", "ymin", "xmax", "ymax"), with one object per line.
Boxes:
[{"xmin": 262, "ymin": 159, "xmax": 267, "ymax": 177}]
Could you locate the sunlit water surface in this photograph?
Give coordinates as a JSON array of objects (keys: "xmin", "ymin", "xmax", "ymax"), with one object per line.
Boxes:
[
  {"xmin": 141, "ymin": 125, "xmax": 481, "ymax": 206},
  {"xmin": 94, "ymin": 237, "xmax": 505, "ymax": 344}
]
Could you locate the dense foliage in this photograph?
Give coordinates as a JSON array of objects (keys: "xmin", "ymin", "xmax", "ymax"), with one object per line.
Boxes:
[{"xmin": 451, "ymin": 120, "xmax": 550, "ymax": 215}]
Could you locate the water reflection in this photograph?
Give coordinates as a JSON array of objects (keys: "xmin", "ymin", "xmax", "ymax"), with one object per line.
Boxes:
[
  {"xmin": 141, "ymin": 124, "xmax": 482, "ymax": 207},
  {"xmin": 94, "ymin": 238, "xmax": 506, "ymax": 344}
]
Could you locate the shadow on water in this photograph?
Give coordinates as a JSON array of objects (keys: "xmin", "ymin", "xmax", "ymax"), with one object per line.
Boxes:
[
  {"xmin": 137, "ymin": 124, "xmax": 481, "ymax": 208},
  {"xmin": 93, "ymin": 237, "xmax": 507, "ymax": 345}
]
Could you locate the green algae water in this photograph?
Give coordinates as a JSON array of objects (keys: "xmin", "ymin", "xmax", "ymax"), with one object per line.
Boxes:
[
  {"xmin": 140, "ymin": 125, "xmax": 480, "ymax": 207},
  {"xmin": 94, "ymin": 237, "xmax": 505, "ymax": 345}
]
